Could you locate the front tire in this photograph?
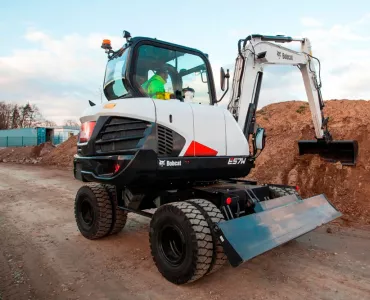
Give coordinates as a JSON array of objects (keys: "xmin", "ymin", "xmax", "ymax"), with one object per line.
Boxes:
[
  {"xmin": 74, "ymin": 183, "xmax": 112, "ymax": 239},
  {"xmin": 149, "ymin": 202, "xmax": 213, "ymax": 285},
  {"xmin": 103, "ymin": 184, "xmax": 128, "ymax": 235}
]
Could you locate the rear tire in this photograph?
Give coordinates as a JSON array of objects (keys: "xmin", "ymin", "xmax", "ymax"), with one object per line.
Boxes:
[
  {"xmin": 74, "ymin": 183, "xmax": 112, "ymax": 239},
  {"xmin": 187, "ymin": 199, "xmax": 227, "ymax": 275},
  {"xmin": 103, "ymin": 184, "xmax": 128, "ymax": 235},
  {"xmin": 269, "ymin": 186, "xmax": 301, "ymax": 199},
  {"xmin": 149, "ymin": 202, "xmax": 213, "ymax": 285}
]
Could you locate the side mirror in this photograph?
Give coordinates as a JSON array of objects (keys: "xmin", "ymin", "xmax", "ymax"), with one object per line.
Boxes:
[
  {"xmin": 220, "ymin": 67, "xmax": 226, "ymax": 91},
  {"xmin": 255, "ymin": 127, "xmax": 266, "ymax": 150},
  {"xmin": 216, "ymin": 68, "xmax": 230, "ymax": 103},
  {"xmin": 88, "ymin": 100, "xmax": 96, "ymax": 107}
]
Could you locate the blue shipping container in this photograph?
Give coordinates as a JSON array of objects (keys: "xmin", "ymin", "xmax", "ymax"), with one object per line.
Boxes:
[{"xmin": 0, "ymin": 127, "xmax": 49, "ymax": 147}]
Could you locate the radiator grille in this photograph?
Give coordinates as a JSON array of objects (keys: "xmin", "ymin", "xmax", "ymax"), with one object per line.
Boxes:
[
  {"xmin": 157, "ymin": 125, "xmax": 174, "ymax": 155},
  {"xmin": 95, "ymin": 117, "xmax": 150, "ymax": 153}
]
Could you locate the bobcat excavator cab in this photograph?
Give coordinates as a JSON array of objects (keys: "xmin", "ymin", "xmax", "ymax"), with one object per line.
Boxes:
[{"xmin": 73, "ymin": 31, "xmax": 358, "ymax": 285}]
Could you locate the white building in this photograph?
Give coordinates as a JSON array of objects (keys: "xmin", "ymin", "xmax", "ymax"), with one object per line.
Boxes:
[{"xmin": 53, "ymin": 126, "xmax": 80, "ymax": 144}]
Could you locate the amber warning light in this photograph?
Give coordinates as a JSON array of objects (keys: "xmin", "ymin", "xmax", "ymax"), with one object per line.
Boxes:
[{"xmin": 101, "ymin": 39, "xmax": 112, "ymax": 51}]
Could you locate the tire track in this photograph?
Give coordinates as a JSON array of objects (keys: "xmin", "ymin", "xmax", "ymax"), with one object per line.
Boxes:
[{"xmin": 0, "ymin": 164, "xmax": 370, "ymax": 300}]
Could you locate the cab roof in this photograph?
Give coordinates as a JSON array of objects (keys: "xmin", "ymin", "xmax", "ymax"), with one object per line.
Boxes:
[{"xmin": 128, "ymin": 36, "xmax": 209, "ymax": 58}]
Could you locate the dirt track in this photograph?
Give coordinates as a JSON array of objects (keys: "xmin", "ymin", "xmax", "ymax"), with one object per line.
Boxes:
[{"xmin": 0, "ymin": 164, "xmax": 370, "ymax": 300}]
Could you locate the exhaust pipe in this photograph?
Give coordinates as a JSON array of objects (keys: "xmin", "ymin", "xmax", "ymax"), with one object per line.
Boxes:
[{"xmin": 298, "ymin": 139, "xmax": 358, "ymax": 166}]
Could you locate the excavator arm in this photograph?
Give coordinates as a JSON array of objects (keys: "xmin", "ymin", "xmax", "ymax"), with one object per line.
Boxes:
[{"xmin": 227, "ymin": 34, "xmax": 358, "ymax": 165}]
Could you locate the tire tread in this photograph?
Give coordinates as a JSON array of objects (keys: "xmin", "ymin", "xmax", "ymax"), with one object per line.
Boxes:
[
  {"xmin": 187, "ymin": 199, "xmax": 227, "ymax": 275},
  {"xmin": 74, "ymin": 183, "xmax": 113, "ymax": 239},
  {"xmin": 269, "ymin": 186, "xmax": 301, "ymax": 199},
  {"xmin": 103, "ymin": 184, "xmax": 128, "ymax": 235},
  {"xmin": 149, "ymin": 201, "xmax": 214, "ymax": 284}
]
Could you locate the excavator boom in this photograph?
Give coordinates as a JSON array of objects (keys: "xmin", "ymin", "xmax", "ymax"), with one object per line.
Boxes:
[{"xmin": 227, "ymin": 34, "xmax": 358, "ymax": 165}]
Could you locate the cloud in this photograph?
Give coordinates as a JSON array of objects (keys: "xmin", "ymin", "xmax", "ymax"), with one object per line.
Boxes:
[
  {"xmin": 297, "ymin": 14, "xmax": 370, "ymax": 100},
  {"xmin": 220, "ymin": 14, "xmax": 370, "ymax": 111},
  {"xmin": 1, "ymin": 16, "xmax": 370, "ymax": 127},
  {"xmin": 0, "ymin": 28, "xmax": 121, "ymax": 124}
]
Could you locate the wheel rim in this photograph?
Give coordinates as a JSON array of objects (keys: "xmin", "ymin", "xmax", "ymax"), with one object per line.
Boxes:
[
  {"xmin": 158, "ymin": 224, "xmax": 186, "ymax": 267},
  {"xmin": 80, "ymin": 197, "xmax": 95, "ymax": 229}
]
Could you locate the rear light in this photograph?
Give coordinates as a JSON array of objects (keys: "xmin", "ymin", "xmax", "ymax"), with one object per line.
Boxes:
[
  {"xmin": 79, "ymin": 121, "xmax": 96, "ymax": 143},
  {"xmin": 114, "ymin": 162, "xmax": 121, "ymax": 173}
]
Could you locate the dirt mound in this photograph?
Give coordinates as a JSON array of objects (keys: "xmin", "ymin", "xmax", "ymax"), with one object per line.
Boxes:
[
  {"xmin": 0, "ymin": 137, "xmax": 77, "ymax": 168},
  {"xmin": 32, "ymin": 141, "xmax": 55, "ymax": 157},
  {"xmin": 40, "ymin": 135, "xmax": 78, "ymax": 168},
  {"xmin": 248, "ymin": 99, "xmax": 370, "ymax": 226},
  {"xmin": 0, "ymin": 141, "xmax": 56, "ymax": 164}
]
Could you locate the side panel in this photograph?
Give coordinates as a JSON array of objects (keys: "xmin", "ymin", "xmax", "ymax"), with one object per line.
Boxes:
[
  {"xmin": 154, "ymin": 99, "xmax": 194, "ymax": 156},
  {"xmin": 224, "ymin": 110, "xmax": 250, "ymax": 156},
  {"xmin": 80, "ymin": 98, "xmax": 156, "ymax": 123},
  {"xmin": 190, "ymin": 104, "xmax": 226, "ymax": 156}
]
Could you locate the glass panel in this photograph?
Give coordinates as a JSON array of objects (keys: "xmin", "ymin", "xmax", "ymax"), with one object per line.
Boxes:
[
  {"xmin": 103, "ymin": 49, "xmax": 130, "ymax": 100},
  {"xmin": 135, "ymin": 45, "xmax": 211, "ymax": 104},
  {"xmin": 177, "ymin": 53, "xmax": 209, "ymax": 104}
]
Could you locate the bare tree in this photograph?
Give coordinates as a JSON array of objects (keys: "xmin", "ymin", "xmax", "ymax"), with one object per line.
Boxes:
[
  {"xmin": 28, "ymin": 104, "xmax": 44, "ymax": 127},
  {"xmin": 0, "ymin": 101, "xmax": 46, "ymax": 129},
  {"xmin": 43, "ymin": 119, "xmax": 57, "ymax": 127},
  {"xmin": 0, "ymin": 101, "xmax": 13, "ymax": 130},
  {"xmin": 19, "ymin": 103, "xmax": 33, "ymax": 128},
  {"xmin": 63, "ymin": 119, "xmax": 80, "ymax": 127},
  {"xmin": 11, "ymin": 104, "xmax": 21, "ymax": 129},
  {"xmin": 17, "ymin": 103, "xmax": 44, "ymax": 128}
]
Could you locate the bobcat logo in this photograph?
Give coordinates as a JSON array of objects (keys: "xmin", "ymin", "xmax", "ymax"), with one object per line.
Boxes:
[
  {"xmin": 158, "ymin": 160, "xmax": 181, "ymax": 167},
  {"xmin": 277, "ymin": 50, "xmax": 293, "ymax": 60}
]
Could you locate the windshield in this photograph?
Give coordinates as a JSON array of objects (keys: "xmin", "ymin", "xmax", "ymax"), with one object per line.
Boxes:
[
  {"xmin": 103, "ymin": 48, "xmax": 130, "ymax": 100},
  {"xmin": 134, "ymin": 44, "xmax": 211, "ymax": 104}
]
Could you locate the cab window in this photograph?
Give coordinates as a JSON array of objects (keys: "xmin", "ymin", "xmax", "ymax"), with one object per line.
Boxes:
[
  {"xmin": 134, "ymin": 44, "xmax": 211, "ymax": 104},
  {"xmin": 104, "ymin": 48, "xmax": 130, "ymax": 100}
]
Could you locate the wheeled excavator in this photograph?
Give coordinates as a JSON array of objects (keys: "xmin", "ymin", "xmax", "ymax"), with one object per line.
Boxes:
[{"xmin": 72, "ymin": 31, "xmax": 358, "ymax": 285}]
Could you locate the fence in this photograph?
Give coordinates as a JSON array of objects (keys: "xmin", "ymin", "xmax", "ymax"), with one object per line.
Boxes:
[
  {"xmin": 53, "ymin": 135, "xmax": 68, "ymax": 145},
  {"xmin": 0, "ymin": 135, "xmax": 69, "ymax": 147}
]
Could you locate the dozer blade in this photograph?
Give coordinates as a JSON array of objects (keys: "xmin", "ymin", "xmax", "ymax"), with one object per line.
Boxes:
[
  {"xmin": 216, "ymin": 194, "xmax": 342, "ymax": 267},
  {"xmin": 298, "ymin": 139, "xmax": 358, "ymax": 166}
]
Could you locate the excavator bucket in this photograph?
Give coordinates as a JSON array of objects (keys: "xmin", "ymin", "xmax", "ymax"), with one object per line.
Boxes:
[
  {"xmin": 298, "ymin": 139, "xmax": 358, "ymax": 166},
  {"xmin": 216, "ymin": 194, "xmax": 342, "ymax": 267}
]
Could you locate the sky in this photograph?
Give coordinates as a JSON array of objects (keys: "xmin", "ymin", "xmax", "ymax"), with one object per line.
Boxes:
[{"xmin": 1, "ymin": 0, "xmax": 370, "ymax": 124}]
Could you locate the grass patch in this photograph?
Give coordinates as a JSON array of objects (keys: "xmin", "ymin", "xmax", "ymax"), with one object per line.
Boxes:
[
  {"xmin": 296, "ymin": 105, "xmax": 307, "ymax": 114},
  {"xmin": 13, "ymin": 270, "xmax": 24, "ymax": 284}
]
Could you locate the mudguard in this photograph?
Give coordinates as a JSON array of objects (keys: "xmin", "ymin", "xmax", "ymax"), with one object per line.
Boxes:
[{"xmin": 216, "ymin": 194, "xmax": 342, "ymax": 267}]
